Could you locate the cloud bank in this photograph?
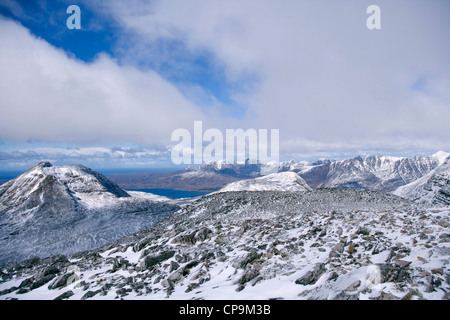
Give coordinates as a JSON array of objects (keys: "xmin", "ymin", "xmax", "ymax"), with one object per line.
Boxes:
[
  {"xmin": 101, "ymin": 0, "xmax": 450, "ymax": 151},
  {"xmin": 0, "ymin": 146, "xmax": 173, "ymax": 171},
  {"xmin": 0, "ymin": 16, "xmax": 214, "ymax": 146}
]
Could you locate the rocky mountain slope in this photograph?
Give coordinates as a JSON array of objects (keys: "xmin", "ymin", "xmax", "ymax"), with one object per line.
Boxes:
[
  {"xmin": 394, "ymin": 159, "xmax": 450, "ymax": 206},
  {"xmin": 0, "ymin": 162, "xmax": 180, "ymax": 266},
  {"xmin": 1, "ymin": 188, "xmax": 448, "ymax": 300},
  {"xmin": 294, "ymin": 152, "xmax": 448, "ymax": 192}
]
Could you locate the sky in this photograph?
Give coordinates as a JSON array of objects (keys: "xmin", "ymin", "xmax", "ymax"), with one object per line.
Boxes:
[{"xmin": 0, "ymin": 0, "xmax": 449, "ymax": 171}]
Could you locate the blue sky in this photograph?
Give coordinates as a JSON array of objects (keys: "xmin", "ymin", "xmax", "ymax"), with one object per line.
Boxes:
[
  {"xmin": 0, "ymin": 0, "xmax": 449, "ymax": 171},
  {"xmin": 0, "ymin": 0, "xmax": 254, "ymax": 170},
  {"xmin": 0, "ymin": 0, "xmax": 248, "ymax": 115},
  {"xmin": 0, "ymin": 0, "xmax": 117, "ymax": 61}
]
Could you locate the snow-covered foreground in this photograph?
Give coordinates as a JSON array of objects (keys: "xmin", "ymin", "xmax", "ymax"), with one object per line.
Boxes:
[{"xmin": 1, "ymin": 189, "xmax": 448, "ymax": 300}]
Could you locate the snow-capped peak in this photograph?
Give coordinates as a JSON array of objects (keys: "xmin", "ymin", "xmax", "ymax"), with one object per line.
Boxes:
[
  {"xmin": 0, "ymin": 162, "xmax": 131, "ymax": 215},
  {"xmin": 41, "ymin": 163, "xmax": 129, "ymax": 198},
  {"xmin": 0, "ymin": 162, "xmax": 180, "ymax": 266}
]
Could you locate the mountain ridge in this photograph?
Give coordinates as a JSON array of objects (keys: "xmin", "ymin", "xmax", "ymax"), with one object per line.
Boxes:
[
  {"xmin": 105, "ymin": 151, "xmax": 449, "ymax": 193},
  {"xmin": 295, "ymin": 151, "xmax": 448, "ymax": 191},
  {"xmin": 393, "ymin": 159, "xmax": 450, "ymax": 206}
]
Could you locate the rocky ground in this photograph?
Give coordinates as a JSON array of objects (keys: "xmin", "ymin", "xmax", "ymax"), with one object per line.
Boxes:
[{"xmin": 0, "ymin": 189, "xmax": 449, "ymax": 300}]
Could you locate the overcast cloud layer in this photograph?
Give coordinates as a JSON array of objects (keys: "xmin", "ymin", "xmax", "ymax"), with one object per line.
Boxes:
[{"xmin": 0, "ymin": 0, "xmax": 449, "ymax": 169}]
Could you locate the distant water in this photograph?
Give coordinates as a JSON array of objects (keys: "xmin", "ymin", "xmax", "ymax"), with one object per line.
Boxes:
[
  {"xmin": 126, "ymin": 188, "xmax": 211, "ymax": 199},
  {"xmin": 0, "ymin": 171, "xmax": 23, "ymax": 181}
]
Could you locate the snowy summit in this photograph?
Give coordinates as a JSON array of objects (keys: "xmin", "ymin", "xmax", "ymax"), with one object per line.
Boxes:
[{"xmin": 0, "ymin": 162, "xmax": 179, "ymax": 266}]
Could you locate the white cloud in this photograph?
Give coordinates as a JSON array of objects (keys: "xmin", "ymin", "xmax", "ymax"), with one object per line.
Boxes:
[
  {"xmin": 99, "ymin": 0, "xmax": 450, "ymax": 154},
  {"xmin": 1, "ymin": 0, "xmax": 449, "ymax": 165},
  {"xmin": 0, "ymin": 145, "xmax": 174, "ymax": 170},
  {"xmin": 0, "ymin": 16, "xmax": 214, "ymax": 146}
]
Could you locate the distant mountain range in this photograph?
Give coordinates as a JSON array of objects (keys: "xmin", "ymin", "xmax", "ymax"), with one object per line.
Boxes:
[
  {"xmin": 212, "ymin": 153, "xmax": 449, "ymax": 206},
  {"xmin": 0, "ymin": 162, "xmax": 179, "ymax": 266},
  {"xmin": 107, "ymin": 151, "xmax": 449, "ymax": 195},
  {"xmin": 107, "ymin": 168, "xmax": 241, "ymax": 192},
  {"xmin": 298, "ymin": 151, "xmax": 448, "ymax": 192}
]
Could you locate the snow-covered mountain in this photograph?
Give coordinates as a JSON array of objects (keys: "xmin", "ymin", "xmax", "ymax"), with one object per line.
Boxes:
[
  {"xmin": 107, "ymin": 152, "xmax": 448, "ymax": 194},
  {"xmin": 0, "ymin": 162, "xmax": 180, "ymax": 266},
  {"xmin": 1, "ymin": 188, "xmax": 448, "ymax": 300},
  {"xmin": 393, "ymin": 158, "xmax": 450, "ymax": 206},
  {"xmin": 217, "ymin": 172, "xmax": 312, "ymax": 193},
  {"xmin": 0, "ymin": 161, "xmax": 129, "ymax": 213},
  {"xmin": 192, "ymin": 159, "xmax": 261, "ymax": 177},
  {"xmin": 296, "ymin": 152, "xmax": 448, "ymax": 192},
  {"xmin": 170, "ymin": 152, "xmax": 449, "ymax": 192}
]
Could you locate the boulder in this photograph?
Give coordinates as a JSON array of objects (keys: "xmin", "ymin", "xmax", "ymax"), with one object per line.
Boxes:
[
  {"xmin": 233, "ymin": 249, "xmax": 261, "ymax": 269},
  {"xmin": 142, "ymin": 251, "xmax": 175, "ymax": 270},
  {"xmin": 48, "ymin": 272, "xmax": 75, "ymax": 290},
  {"xmin": 295, "ymin": 263, "xmax": 326, "ymax": 285},
  {"xmin": 54, "ymin": 290, "xmax": 74, "ymax": 300},
  {"xmin": 377, "ymin": 263, "xmax": 411, "ymax": 283}
]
